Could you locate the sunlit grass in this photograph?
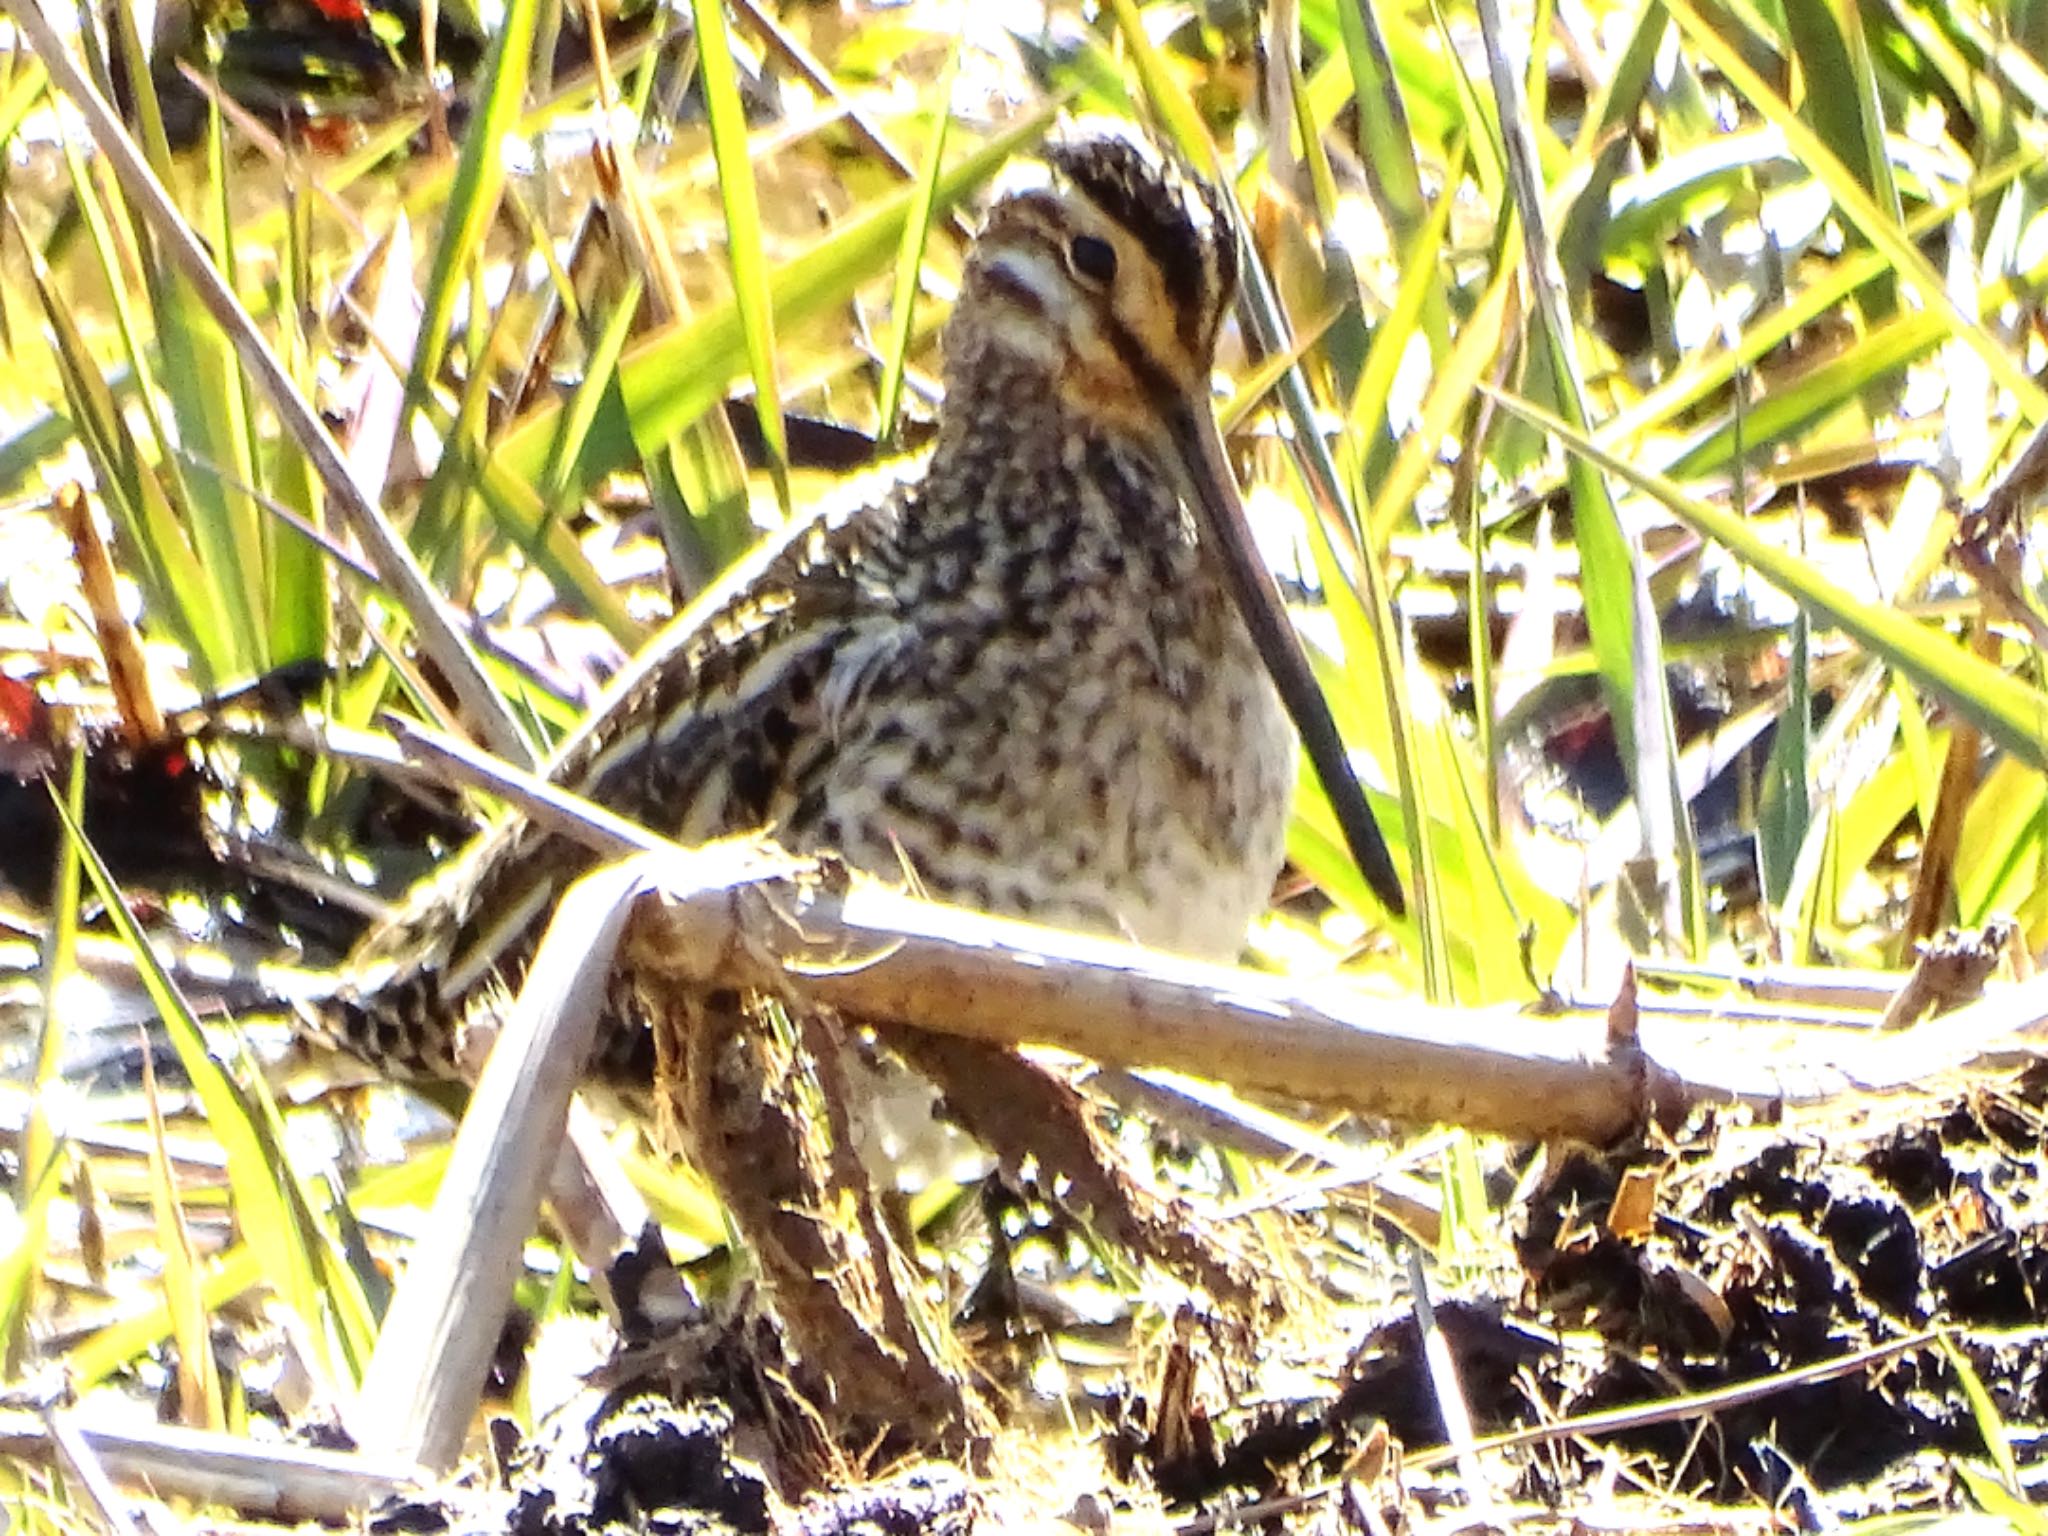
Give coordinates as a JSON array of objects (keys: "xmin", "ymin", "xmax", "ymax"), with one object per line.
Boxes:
[{"xmin": 4, "ymin": 0, "xmax": 2048, "ymax": 1510}]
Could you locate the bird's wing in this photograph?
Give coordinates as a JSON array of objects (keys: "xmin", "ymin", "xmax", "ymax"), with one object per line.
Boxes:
[{"xmin": 337, "ymin": 485, "xmax": 917, "ymax": 1038}]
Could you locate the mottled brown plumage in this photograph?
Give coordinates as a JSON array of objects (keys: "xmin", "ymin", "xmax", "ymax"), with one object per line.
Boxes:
[{"xmin": 326, "ymin": 128, "xmax": 1398, "ymax": 1082}]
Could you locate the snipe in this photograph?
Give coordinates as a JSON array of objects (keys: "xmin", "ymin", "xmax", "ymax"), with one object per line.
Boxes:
[{"xmin": 327, "ymin": 125, "xmax": 1403, "ymax": 1081}]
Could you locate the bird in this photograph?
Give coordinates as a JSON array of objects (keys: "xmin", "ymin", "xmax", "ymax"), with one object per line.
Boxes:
[{"xmin": 322, "ymin": 124, "xmax": 1404, "ymax": 1086}]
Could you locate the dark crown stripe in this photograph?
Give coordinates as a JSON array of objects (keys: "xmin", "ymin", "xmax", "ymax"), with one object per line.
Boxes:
[{"xmin": 1047, "ymin": 135, "xmax": 1236, "ymax": 343}]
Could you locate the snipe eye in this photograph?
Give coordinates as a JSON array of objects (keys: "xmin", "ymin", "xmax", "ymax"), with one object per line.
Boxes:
[{"xmin": 1068, "ymin": 233, "xmax": 1118, "ymax": 285}]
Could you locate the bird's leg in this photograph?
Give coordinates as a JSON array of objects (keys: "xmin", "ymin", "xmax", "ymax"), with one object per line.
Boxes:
[{"xmin": 881, "ymin": 1030, "xmax": 1268, "ymax": 1314}]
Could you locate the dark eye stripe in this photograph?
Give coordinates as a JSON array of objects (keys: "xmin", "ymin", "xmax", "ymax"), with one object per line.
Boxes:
[{"xmin": 1101, "ymin": 310, "xmax": 1182, "ymax": 408}]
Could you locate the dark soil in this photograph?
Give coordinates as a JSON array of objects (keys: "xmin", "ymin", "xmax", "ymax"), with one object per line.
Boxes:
[{"xmin": 352, "ymin": 1062, "xmax": 2047, "ymax": 1536}]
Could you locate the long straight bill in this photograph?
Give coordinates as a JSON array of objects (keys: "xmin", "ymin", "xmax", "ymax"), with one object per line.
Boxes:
[{"xmin": 1167, "ymin": 401, "xmax": 1406, "ymax": 917}]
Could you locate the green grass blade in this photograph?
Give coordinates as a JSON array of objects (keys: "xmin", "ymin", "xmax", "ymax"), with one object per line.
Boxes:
[
  {"xmin": 103, "ymin": 0, "xmax": 173, "ymax": 174},
  {"xmin": 474, "ymin": 450, "xmax": 643, "ymax": 644},
  {"xmin": 1368, "ymin": 260, "xmax": 1514, "ymax": 543},
  {"xmin": 419, "ymin": 294, "xmax": 644, "ymax": 651},
  {"xmin": 1780, "ymin": 0, "xmax": 1903, "ymax": 319},
  {"xmin": 1300, "ymin": 0, "xmax": 1467, "ymax": 149},
  {"xmin": 1665, "ymin": 0, "xmax": 2048, "ymax": 422},
  {"xmin": 541, "ymin": 274, "xmax": 647, "ymax": 514},
  {"xmin": 1333, "ymin": 0, "xmax": 1428, "ymax": 249},
  {"xmin": 67, "ymin": 1246, "xmax": 264, "ymax": 1392},
  {"xmin": 405, "ymin": 0, "xmax": 539, "ymax": 411},
  {"xmin": 61, "ymin": 109, "xmax": 255, "ymax": 678},
  {"xmin": 1954, "ymin": 754, "xmax": 2048, "ymax": 923},
  {"xmin": 46, "ymin": 788, "xmax": 337, "ymax": 1387},
  {"xmin": 877, "ymin": 53, "xmax": 958, "ymax": 445},
  {"xmin": 0, "ymin": 1148, "xmax": 67, "ymax": 1379},
  {"xmin": 1954, "ymin": 1463, "xmax": 2048, "ymax": 1536},
  {"xmin": 1099, "ymin": 0, "xmax": 1222, "ymax": 178},
  {"xmin": 1423, "ymin": 0, "xmax": 1504, "ymax": 200},
  {"xmin": 148, "ymin": 93, "xmax": 270, "ymax": 667},
  {"xmin": 0, "ymin": 747, "xmax": 85, "ymax": 1372},
  {"xmin": 1480, "ymin": 0, "xmax": 1698, "ymax": 944},
  {"xmin": 0, "ymin": 50, "xmax": 46, "ymax": 147},
  {"xmin": 1345, "ymin": 181, "xmax": 1456, "ymax": 456},
  {"xmin": 142, "ymin": 1046, "xmax": 227, "ymax": 1430},
  {"xmin": 1603, "ymin": 150, "xmax": 2038, "ymax": 461},
  {"xmin": 1666, "ymin": 314, "xmax": 1939, "ymax": 478},
  {"xmin": 485, "ymin": 110, "xmax": 1051, "ymax": 496},
  {"xmin": 1942, "ymin": 1333, "xmax": 2023, "ymax": 1492},
  {"xmin": 692, "ymin": 0, "xmax": 789, "ymax": 513},
  {"xmin": 21, "ymin": 226, "xmax": 222, "ymax": 681},
  {"xmin": 63, "ymin": 1147, "xmax": 448, "ymax": 1390},
  {"xmin": 1758, "ymin": 610, "xmax": 1813, "ymax": 906},
  {"xmin": 1491, "ymin": 389, "xmax": 2048, "ymax": 770},
  {"xmin": 1557, "ymin": 0, "xmax": 1677, "ymax": 284},
  {"xmin": 224, "ymin": 1033, "xmax": 380, "ymax": 1383}
]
